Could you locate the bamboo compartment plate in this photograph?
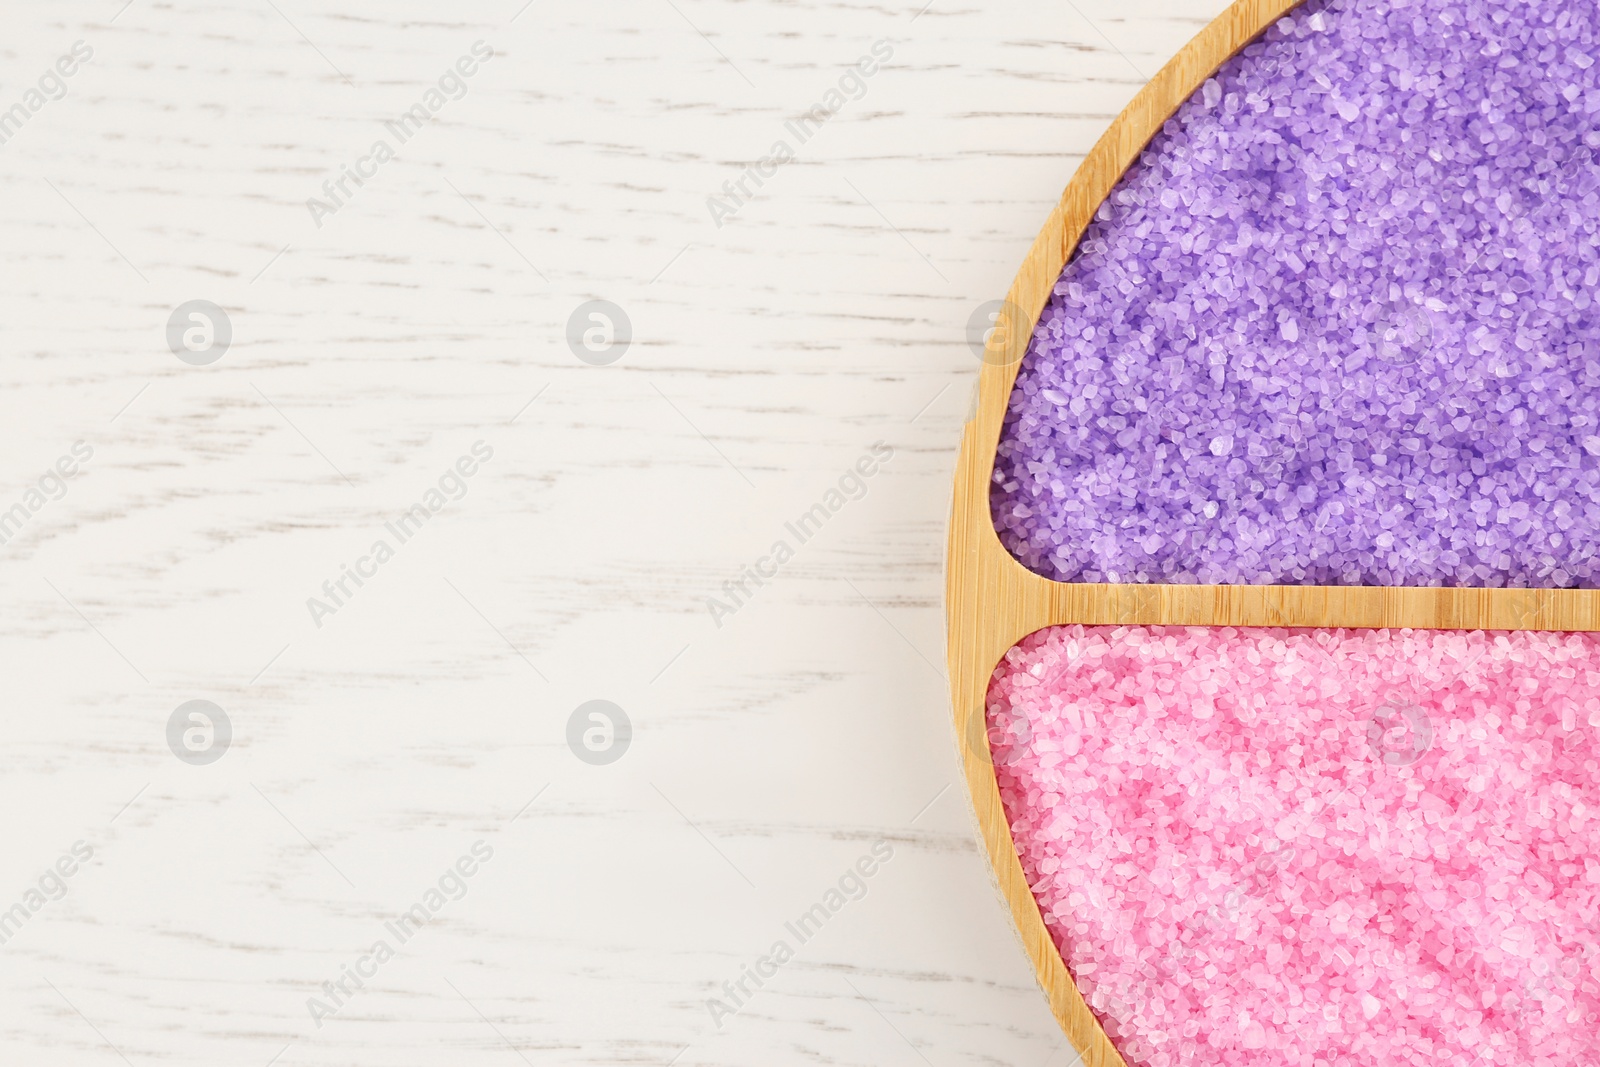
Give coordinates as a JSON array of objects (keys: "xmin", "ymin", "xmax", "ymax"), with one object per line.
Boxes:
[{"xmin": 943, "ymin": 0, "xmax": 1600, "ymax": 1061}]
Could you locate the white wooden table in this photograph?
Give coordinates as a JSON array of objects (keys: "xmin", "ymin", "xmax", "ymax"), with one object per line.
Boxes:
[{"xmin": 0, "ymin": 1, "xmax": 1222, "ymax": 1062}]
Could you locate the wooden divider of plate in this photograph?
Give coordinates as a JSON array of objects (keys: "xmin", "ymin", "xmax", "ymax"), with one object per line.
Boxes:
[{"xmin": 944, "ymin": 0, "xmax": 1600, "ymax": 1060}]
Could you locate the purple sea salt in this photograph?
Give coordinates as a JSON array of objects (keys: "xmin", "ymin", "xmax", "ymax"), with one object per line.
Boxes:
[{"xmin": 992, "ymin": 0, "xmax": 1600, "ymax": 588}]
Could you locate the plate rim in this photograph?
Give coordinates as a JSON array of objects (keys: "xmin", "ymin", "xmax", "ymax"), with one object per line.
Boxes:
[
  {"xmin": 947, "ymin": 0, "xmax": 1600, "ymax": 1052},
  {"xmin": 933, "ymin": 0, "xmax": 1512, "ymax": 1058}
]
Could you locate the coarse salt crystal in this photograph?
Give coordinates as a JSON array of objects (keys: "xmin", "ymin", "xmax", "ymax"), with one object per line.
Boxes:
[
  {"xmin": 991, "ymin": 625, "xmax": 1600, "ymax": 1065},
  {"xmin": 992, "ymin": 0, "xmax": 1600, "ymax": 590}
]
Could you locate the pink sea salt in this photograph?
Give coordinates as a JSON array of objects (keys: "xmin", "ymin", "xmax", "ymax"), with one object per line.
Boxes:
[
  {"xmin": 988, "ymin": 625, "xmax": 1600, "ymax": 1066},
  {"xmin": 992, "ymin": 0, "xmax": 1600, "ymax": 588}
]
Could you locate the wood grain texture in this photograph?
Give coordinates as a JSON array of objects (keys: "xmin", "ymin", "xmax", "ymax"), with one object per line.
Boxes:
[
  {"xmin": 0, "ymin": 0, "xmax": 1260, "ymax": 1064},
  {"xmin": 948, "ymin": 0, "xmax": 1600, "ymax": 1055},
  {"xmin": 941, "ymin": 0, "xmax": 1459, "ymax": 1061}
]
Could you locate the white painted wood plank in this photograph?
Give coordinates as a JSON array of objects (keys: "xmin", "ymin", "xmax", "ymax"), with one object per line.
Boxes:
[{"xmin": 0, "ymin": 0, "xmax": 1226, "ymax": 1062}]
